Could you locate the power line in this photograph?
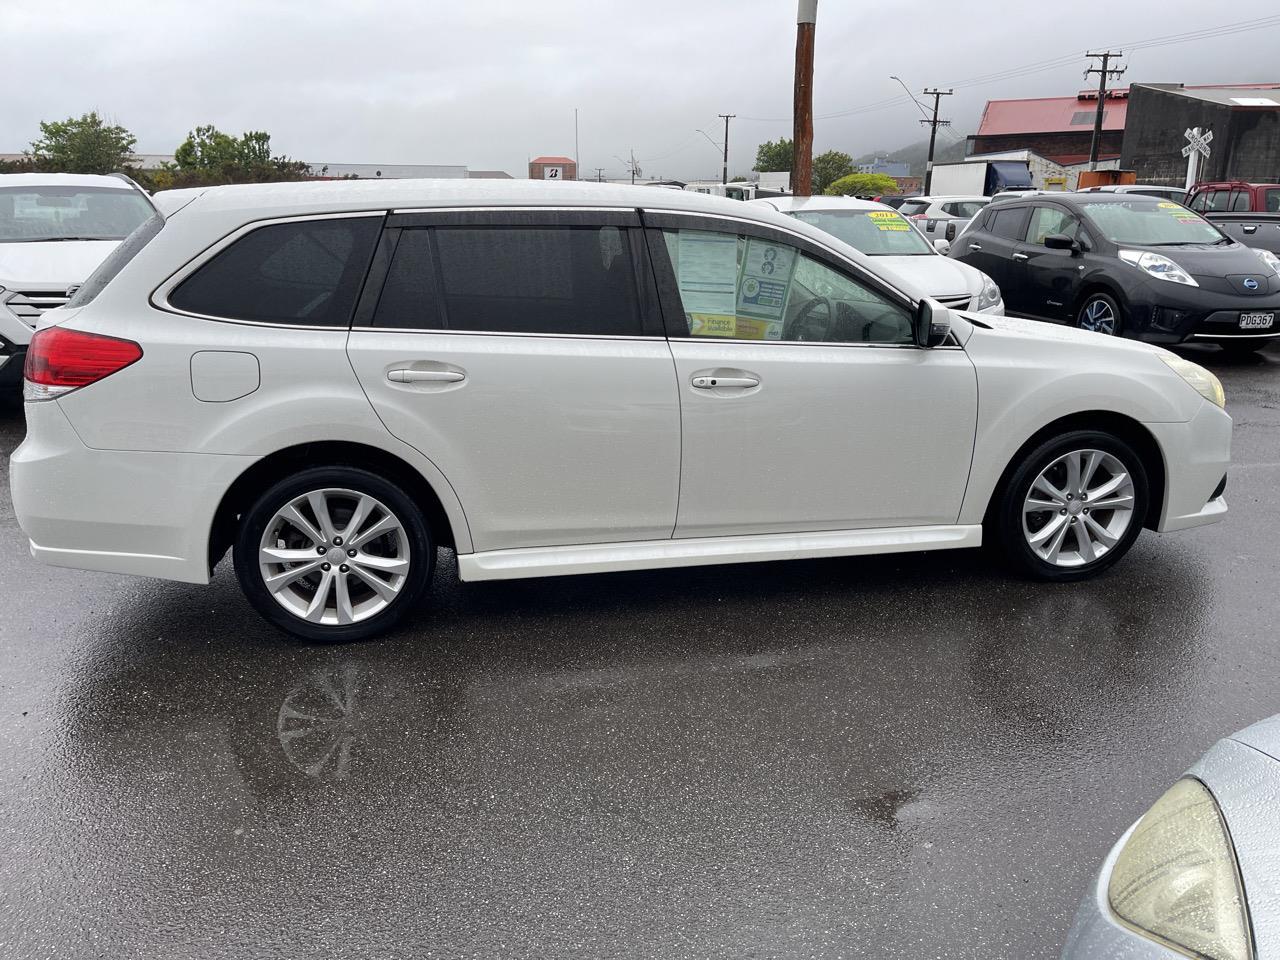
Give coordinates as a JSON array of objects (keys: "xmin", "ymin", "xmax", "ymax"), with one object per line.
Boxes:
[
  {"xmin": 1084, "ymin": 50, "xmax": 1126, "ymax": 168},
  {"xmin": 737, "ymin": 13, "xmax": 1280, "ymax": 124},
  {"xmin": 920, "ymin": 89, "xmax": 953, "ymax": 194}
]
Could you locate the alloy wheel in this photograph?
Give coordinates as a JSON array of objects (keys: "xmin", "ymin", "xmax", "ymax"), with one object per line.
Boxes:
[
  {"xmin": 258, "ymin": 487, "xmax": 411, "ymax": 625},
  {"xmin": 1079, "ymin": 298, "xmax": 1118, "ymax": 335},
  {"xmin": 1021, "ymin": 449, "xmax": 1135, "ymax": 567}
]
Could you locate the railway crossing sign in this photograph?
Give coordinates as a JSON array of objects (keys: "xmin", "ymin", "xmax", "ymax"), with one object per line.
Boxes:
[
  {"xmin": 1182, "ymin": 127, "xmax": 1213, "ymax": 158},
  {"xmin": 1183, "ymin": 127, "xmax": 1213, "ymax": 190}
]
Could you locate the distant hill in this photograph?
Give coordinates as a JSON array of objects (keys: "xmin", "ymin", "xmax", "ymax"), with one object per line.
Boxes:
[{"xmin": 853, "ymin": 136, "xmax": 970, "ymax": 177}]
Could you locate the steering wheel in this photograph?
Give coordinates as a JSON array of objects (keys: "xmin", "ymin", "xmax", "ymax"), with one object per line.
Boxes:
[{"xmin": 784, "ymin": 296, "xmax": 837, "ymax": 342}]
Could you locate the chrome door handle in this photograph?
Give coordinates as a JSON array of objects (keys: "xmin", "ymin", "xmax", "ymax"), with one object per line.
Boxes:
[
  {"xmin": 388, "ymin": 368, "xmax": 465, "ymax": 383},
  {"xmin": 692, "ymin": 375, "xmax": 759, "ymax": 389},
  {"xmin": 968, "ymin": 243, "xmax": 983, "ymax": 251},
  {"xmin": 1012, "ymin": 253, "xmax": 1030, "ymax": 261}
]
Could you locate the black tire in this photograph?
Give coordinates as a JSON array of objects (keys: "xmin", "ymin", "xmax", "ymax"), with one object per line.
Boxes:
[
  {"xmin": 990, "ymin": 430, "xmax": 1149, "ymax": 582},
  {"xmin": 1075, "ymin": 291, "xmax": 1124, "ymax": 337},
  {"xmin": 233, "ymin": 466, "xmax": 434, "ymax": 643}
]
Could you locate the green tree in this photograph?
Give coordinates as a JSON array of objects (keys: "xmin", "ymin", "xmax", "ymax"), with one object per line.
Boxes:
[
  {"xmin": 825, "ymin": 172, "xmax": 901, "ymax": 197},
  {"xmin": 168, "ymin": 125, "xmax": 311, "ymax": 186},
  {"xmin": 29, "ymin": 112, "xmax": 137, "ymax": 174},
  {"xmin": 752, "ymin": 138, "xmax": 793, "ymax": 172},
  {"xmin": 812, "ymin": 150, "xmax": 854, "ymax": 194}
]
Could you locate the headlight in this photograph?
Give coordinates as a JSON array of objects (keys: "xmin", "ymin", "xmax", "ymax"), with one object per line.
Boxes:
[
  {"xmin": 1108, "ymin": 777, "xmax": 1252, "ymax": 960},
  {"xmin": 1119, "ymin": 249, "xmax": 1199, "ymax": 286},
  {"xmin": 1254, "ymin": 247, "xmax": 1280, "ymax": 277},
  {"xmin": 1159, "ymin": 353, "xmax": 1226, "ymax": 408},
  {"xmin": 973, "ymin": 272, "xmax": 1002, "ymax": 312}
]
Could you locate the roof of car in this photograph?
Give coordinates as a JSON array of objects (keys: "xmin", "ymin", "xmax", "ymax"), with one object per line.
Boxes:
[
  {"xmin": 907, "ymin": 195, "xmax": 989, "ymax": 203},
  {"xmin": 751, "ymin": 196, "xmax": 888, "ymax": 212},
  {"xmin": 0, "ymin": 172, "xmax": 140, "ymax": 190},
  {"xmin": 180, "ymin": 177, "xmax": 790, "ymax": 220}
]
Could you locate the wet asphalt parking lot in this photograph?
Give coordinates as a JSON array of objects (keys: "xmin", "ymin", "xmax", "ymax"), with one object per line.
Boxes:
[{"xmin": 1, "ymin": 344, "xmax": 1278, "ymax": 960}]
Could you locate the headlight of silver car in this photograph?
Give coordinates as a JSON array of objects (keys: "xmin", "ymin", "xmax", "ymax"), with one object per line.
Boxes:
[
  {"xmin": 1119, "ymin": 249, "xmax": 1199, "ymax": 286},
  {"xmin": 1159, "ymin": 353, "xmax": 1226, "ymax": 408},
  {"xmin": 1254, "ymin": 247, "xmax": 1280, "ymax": 277},
  {"xmin": 1108, "ymin": 777, "xmax": 1252, "ymax": 960},
  {"xmin": 973, "ymin": 272, "xmax": 1002, "ymax": 312}
]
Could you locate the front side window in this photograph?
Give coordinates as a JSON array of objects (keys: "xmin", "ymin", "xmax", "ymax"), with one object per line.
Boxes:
[
  {"xmin": 788, "ymin": 208, "xmax": 934, "ymax": 256},
  {"xmin": 1265, "ymin": 189, "xmax": 1280, "ymax": 213},
  {"xmin": 170, "ymin": 217, "xmax": 381, "ymax": 326},
  {"xmin": 1080, "ymin": 201, "xmax": 1225, "ymax": 246},
  {"xmin": 659, "ymin": 228, "xmax": 913, "ymax": 344},
  {"xmin": 0, "ymin": 185, "xmax": 154, "ymax": 242},
  {"xmin": 429, "ymin": 226, "xmax": 640, "ymax": 336},
  {"xmin": 1230, "ymin": 190, "xmax": 1251, "ymax": 211},
  {"xmin": 1025, "ymin": 207, "xmax": 1080, "ymax": 245}
]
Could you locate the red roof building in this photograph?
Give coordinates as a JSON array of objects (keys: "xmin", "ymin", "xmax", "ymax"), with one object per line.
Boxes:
[
  {"xmin": 969, "ymin": 89, "xmax": 1129, "ymax": 164},
  {"xmin": 528, "ymin": 156, "xmax": 578, "ymax": 181}
]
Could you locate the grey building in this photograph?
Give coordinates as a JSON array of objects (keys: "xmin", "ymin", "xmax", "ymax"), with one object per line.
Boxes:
[
  {"xmin": 1121, "ymin": 83, "xmax": 1280, "ymax": 185},
  {"xmin": 857, "ymin": 158, "xmax": 911, "ymax": 179}
]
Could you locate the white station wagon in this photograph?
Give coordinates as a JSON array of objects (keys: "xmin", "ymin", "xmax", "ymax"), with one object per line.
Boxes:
[{"xmin": 11, "ymin": 180, "xmax": 1231, "ymax": 641}]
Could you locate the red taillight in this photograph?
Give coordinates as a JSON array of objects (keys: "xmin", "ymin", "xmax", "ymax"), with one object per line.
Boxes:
[{"xmin": 24, "ymin": 326, "xmax": 142, "ymax": 395}]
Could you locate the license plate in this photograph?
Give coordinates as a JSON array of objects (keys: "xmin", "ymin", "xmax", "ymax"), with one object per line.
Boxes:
[{"xmin": 1240, "ymin": 312, "xmax": 1275, "ymax": 330}]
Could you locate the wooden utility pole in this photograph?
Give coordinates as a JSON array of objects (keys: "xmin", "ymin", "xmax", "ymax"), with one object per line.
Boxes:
[
  {"xmin": 921, "ymin": 88, "xmax": 952, "ymax": 195},
  {"xmin": 718, "ymin": 113, "xmax": 735, "ymax": 185},
  {"xmin": 1085, "ymin": 51, "xmax": 1126, "ymax": 170},
  {"xmin": 792, "ymin": 0, "xmax": 816, "ymax": 196}
]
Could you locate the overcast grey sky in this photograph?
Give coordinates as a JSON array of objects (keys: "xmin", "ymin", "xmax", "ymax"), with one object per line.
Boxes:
[{"xmin": 3, "ymin": 0, "xmax": 1280, "ymax": 179}]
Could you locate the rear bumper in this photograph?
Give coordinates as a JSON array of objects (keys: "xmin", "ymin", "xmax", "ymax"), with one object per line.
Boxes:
[
  {"xmin": 10, "ymin": 399, "xmax": 253, "ymax": 584},
  {"xmin": 1146, "ymin": 400, "xmax": 1232, "ymax": 532}
]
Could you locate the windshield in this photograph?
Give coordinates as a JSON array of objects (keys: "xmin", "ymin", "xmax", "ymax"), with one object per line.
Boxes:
[
  {"xmin": 790, "ymin": 208, "xmax": 934, "ymax": 256},
  {"xmin": 1080, "ymin": 200, "xmax": 1226, "ymax": 246},
  {"xmin": 0, "ymin": 185, "xmax": 154, "ymax": 243}
]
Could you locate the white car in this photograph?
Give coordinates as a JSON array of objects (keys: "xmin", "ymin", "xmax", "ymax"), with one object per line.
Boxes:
[
  {"xmin": 898, "ymin": 195, "xmax": 991, "ymax": 243},
  {"xmin": 10, "ymin": 180, "xmax": 1231, "ymax": 642},
  {"xmin": 751, "ymin": 195, "xmax": 1003, "ymax": 314},
  {"xmin": 0, "ymin": 173, "xmax": 157, "ymax": 388}
]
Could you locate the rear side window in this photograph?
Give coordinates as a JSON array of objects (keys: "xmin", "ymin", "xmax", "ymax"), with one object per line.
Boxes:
[
  {"xmin": 169, "ymin": 217, "xmax": 381, "ymax": 326},
  {"xmin": 898, "ymin": 200, "xmax": 929, "ymax": 217},
  {"xmin": 429, "ymin": 226, "xmax": 641, "ymax": 336},
  {"xmin": 942, "ymin": 200, "xmax": 987, "ymax": 218},
  {"xmin": 66, "ymin": 213, "xmax": 165, "ymax": 309},
  {"xmin": 988, "ymin": 206, "xmax": 1029, "ymax": 240},
  {"xmin": 1266, "ymin": 190, "xmax": 1280, "ymax": 213}
]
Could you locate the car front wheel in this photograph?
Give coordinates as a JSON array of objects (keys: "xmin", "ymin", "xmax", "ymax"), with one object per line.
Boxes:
[
  {"xmin": 991, "ymin": 430, "xmax": 1148, "ymax": 581},
  {"xmin": 1076, "ymin": 292, "xmax": 1124, "ymax": 336},
  {"xmin": 233, "ymin": 466, "xmax": 434, "ymax": 642}
]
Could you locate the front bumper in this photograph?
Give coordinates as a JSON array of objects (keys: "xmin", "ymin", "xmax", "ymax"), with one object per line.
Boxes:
[
  {"xmin": 10, "ymin": 399, "xmax": 255, "ymax": 584},
  {"xmin": 1061, "ymin": 824, "xmax": 1181, "ymax": 959},
  {"xmin": 1145, "ymin": 399, "xmax": 1231, "ymax": 532},
  {"xmin": 1126, "ymin": 280, "xmax": 1280, "ymax": 344}
]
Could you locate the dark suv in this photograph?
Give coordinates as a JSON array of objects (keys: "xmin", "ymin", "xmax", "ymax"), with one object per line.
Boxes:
[{"xmin": 950, "ymin": 193, "xmax": 1280, "ymax": 353}]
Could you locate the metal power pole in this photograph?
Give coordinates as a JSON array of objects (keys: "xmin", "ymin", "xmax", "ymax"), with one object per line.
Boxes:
[
  {"xmin": 594, "ymin": 167, "xmax": 604, "ymax": 183},
  {"xmin": 921, "ymin": 88, "xmax": 952, "ymax": 195},
  {"xmin": 1085, "ymin": 51, "xmax": 1126, "ymax": 169},
  {"xmin": 792, "ymin": 0, "xmax": 816, "ymax": 196},
  {"xmin": 718, "ymin": 113, "xmax": 735, "ymax": 184}
]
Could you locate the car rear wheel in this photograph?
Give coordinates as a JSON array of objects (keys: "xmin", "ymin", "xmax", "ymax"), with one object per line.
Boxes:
[
  {"xmin": 1076, "ymin": 292, "xmax": 1124, "ymax": 336},
  {"xmin": 991, "ymin": 430, "xmax": 1148, "ymax": 581},
  {"xmin": 233, "ymin": 466, "xmax": 434, "ymax": 642}
]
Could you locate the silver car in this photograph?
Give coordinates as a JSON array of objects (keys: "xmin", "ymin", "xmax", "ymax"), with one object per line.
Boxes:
[{"xmin": 1062, "ymin": 715, "xmax": 1280, "ymax": 959}]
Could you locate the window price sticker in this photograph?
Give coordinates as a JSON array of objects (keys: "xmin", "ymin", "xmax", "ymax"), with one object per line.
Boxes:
[{"xmin": 867, "ymin": 210, "xmax": 912, "ymax": 231}]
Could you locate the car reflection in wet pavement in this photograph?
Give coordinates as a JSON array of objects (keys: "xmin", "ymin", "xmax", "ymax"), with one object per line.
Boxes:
[{"xmin": 1, "ymin": 346, "xmax": 1277, "ymax": 960}]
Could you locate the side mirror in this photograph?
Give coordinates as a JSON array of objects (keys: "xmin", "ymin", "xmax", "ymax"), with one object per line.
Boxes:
[
  {"xmin": 1044, "ymin": 233, "xmax": 1078, "ymax": 252},
  {"xmin": 914, "ymin": 298, "xmax": 952, "ymax": 348},
  {"xmin": 933, "ymin": 238, "xmax": 951, "ymax": 255}
]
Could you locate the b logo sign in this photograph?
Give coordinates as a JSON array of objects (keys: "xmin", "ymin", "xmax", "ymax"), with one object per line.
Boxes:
[{"xmin": 544, "ymin": 166, "xmax": 563, "ymax": 180}]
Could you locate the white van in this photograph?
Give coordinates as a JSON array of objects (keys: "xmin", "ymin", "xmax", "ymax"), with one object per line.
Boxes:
[{"xmin": 0, "ymin": 173, "xmax": 157, "ymax": 388}]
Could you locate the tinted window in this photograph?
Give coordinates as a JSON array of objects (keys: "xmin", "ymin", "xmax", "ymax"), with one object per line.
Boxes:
[
  {"xmin": 1204, "ymin": 190, "xmax": 1231, "ymax": 212},
  {"xmin": 659, "ymin": 228, "xmax": 913, "ymax": 345},
  {"xmin": 170, "ymin": 217, "xmax": 381, "ymax": 326},
  {"xmin": 942, "ymin": 200, "xmax": 987, "ymax": 218},
  {"xmin": 1025, "ymin": 207, "xmax": 1080, "ymax": 245},
  {"xmin": 1267, "ymin": 190, "xmax": 1280, "ymax": 213},
  {"xmin": 898, "ymin": 200, "xmax": 930, "ymax": 217},
  {"xmin": 430, "ymin": 226, "xmax": 640, "ymax": 336},
  {"xmin": 370, "ymin": 229, "xmax": 442, "ymax": 330},
  {"xmin": 988, "ymin": 207, "xmax": 1028, "ymax": 240},
  {"xmin": 1188, "ymin": 191, "xmax": 1209, "ymax": 213},
  {"xmin": 1230, "ymin": 190, "xmax": 1251, "ymax": 211},
  {"xmin": 66, "ymin": 214, "xmax": 164, "ymax": 309}
]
